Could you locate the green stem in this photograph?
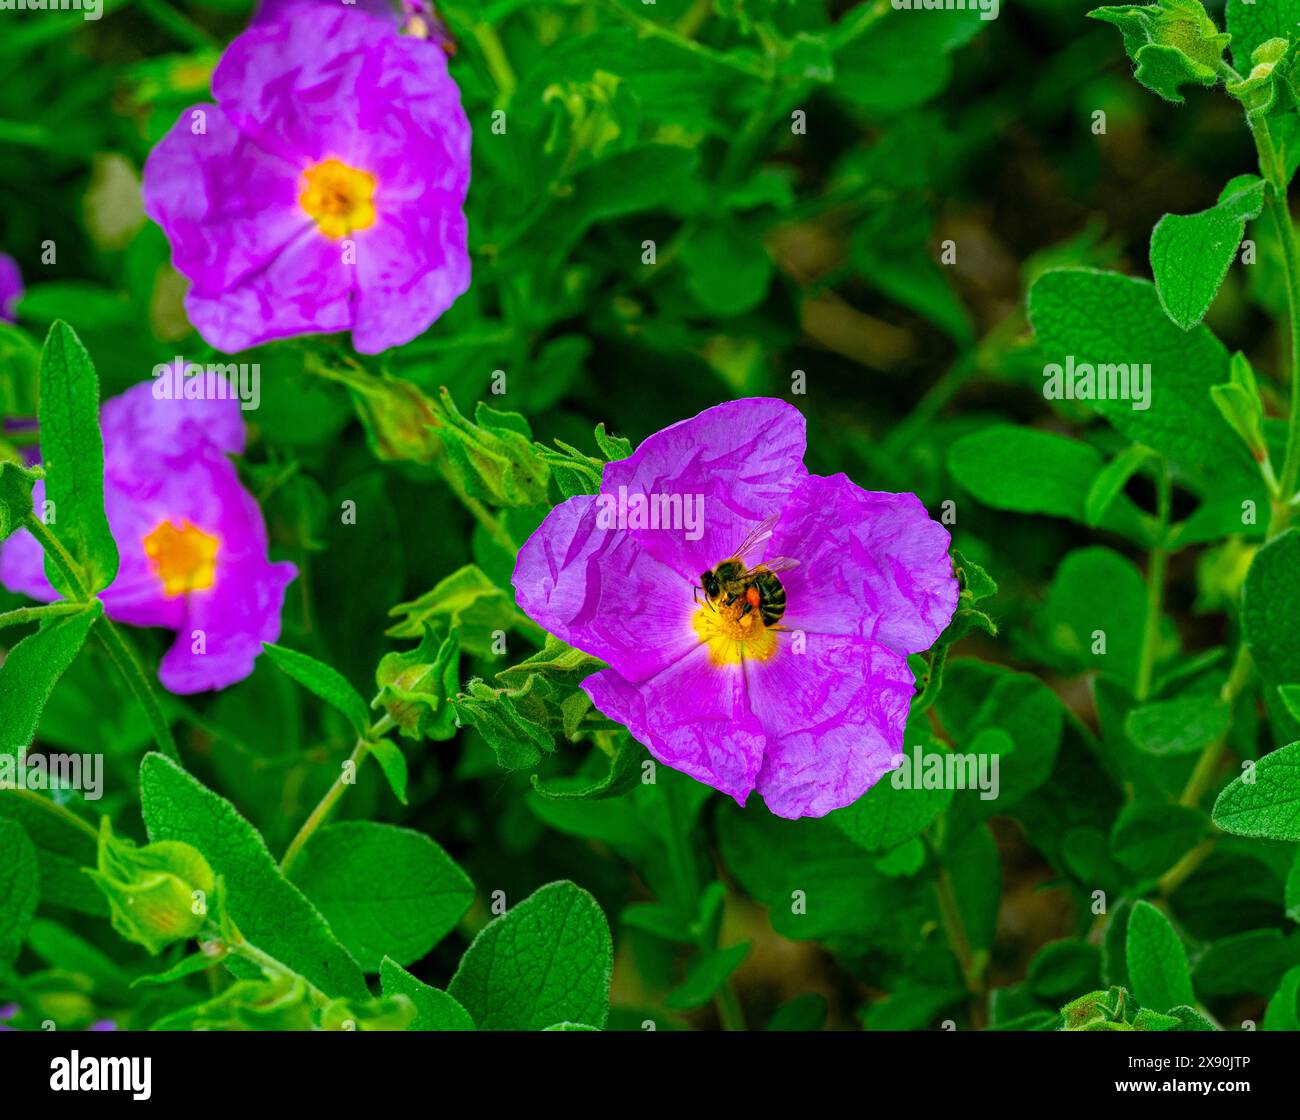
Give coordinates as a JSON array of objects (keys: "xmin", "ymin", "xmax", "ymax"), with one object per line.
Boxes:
[
  {"xmin": 228, "ymin": 934, "xmax": 330, "ymax": 1007},
  {"xmin": 96, "ymin": 619, "xmax": 179, "ymax": 762},
  {"xmin": 21, "ymin": 513, "xmax": 89, "ymax": 601},
  {"xmin": 1158, "ymin": 836, "xmax": 1218, "ymax": 898},
  {"xmin": 1176, "ymin": 644, "xmax": 1254, "ymax": 810},
  {"xmin": 660, "ymin": 777, "xmax": 746, "ymax": 1030},
  {"xmin": 0, "ymin": 786, "xmax": 99, "ymax": 841},
  {"xmin": 1136, "ymin": 465, "xmax": 1171, "ymax": 702},
  {"xmin": 602, "ymin": 0, "xmax": 770, "ymax": 79},
  {"xmin": 279, "ymin": 715, "xmax": 393, "ymax": 875},
  {"xmin": 0, "ymin": 602, "xmax": 86, "ymax": 630},
  {"xmin": 1250, "ymin": 116, "xmax": 1300, "ymax": 535},
  {"xmin": 134, "ymin": 0, "xmax": 219, "ymax": 50},
  {"xmin": 473, "ymin": 24, "xmax": 517, "ymax": 102}
]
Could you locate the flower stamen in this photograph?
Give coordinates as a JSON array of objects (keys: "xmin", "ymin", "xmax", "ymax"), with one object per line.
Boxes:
[
  {"xmin": 143, "ymin": 519, "xmax": 219, "ymax": 596},
  {"xmin": 300, "ymin": 159, "xmax": 377, "ymax": 238}
]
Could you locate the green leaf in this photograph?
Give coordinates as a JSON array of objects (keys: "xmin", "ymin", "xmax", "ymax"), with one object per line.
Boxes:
[
  {"xmin": 1125, "ymin": 694, "xmax": 1231, "ymax": 755},
  {"xmin": 368, "ymin": 739, "xmax": 408, "ymax": 805},
  {"xmin": 1194, "ymin": 929, "xmax": 1300, "ymax": 995},
  {"xmin": 0, "ymin": 818, "xmax": 39, "ymax": 965},
  {"xmin": 1168, "ymin": 1005, "xmax": 1218, "ymax": 1030},
  {"xmin": 432, "ymin": 389, "xmax": 549, "ymax": 508},
  {"xmin": 1027, "ymin": 940, "xmax": 1102, "ymax": 1002},
  {"xmin": 1084, "ymin": 444, "xmax": 1158, "ymax": 528},
  {"xmin": 262, "ymin": 642, "xmax": 371, "ymax": 738},
  {"xmin": 531, "ymin": 734, "xmax": 644, "ymax": 801},
  {"xmin": 1089, "ymin": 0, "xmax": 1229, "ymax": 103},
  {"xmin": 1126, "ymin": 900, "xmax": 1195, "ymax": 1012},
  {"xmin": 0, "ymin": 601, "xmax": 101, "ymax": 751},
  {"xmin": 665, "ymin": 942, "xmax": 750, "ymax": 1010},
  {"xmin": 139, "ymin": 753, "xmax": 368, "ymax": 999},
  {"xmin": 0, "ymin": 459, "xmax": 39, "ymax": 542},
  {"xmin": 385, "ymin": 563, "xmax": 518, "ymax": 657},
  {"xmin": 1262, "ymin": 965, "xmax": 1300, "ymax": 1031},
  {"xmin": 1212, "ymin": 740, "xmax": 1300, "ymax": 840},
  {"xmin": 452, "ymin": 675, "xmax": 556, "ymax": 770},
  {"xmin": 1242, "ymin": 529, "xmax": 1300, "ymax": 736},
  {"xmin": 1111, "ymin": 801, "xmax": 1207, "ymax": 877},
  {"xmin": 379, "ymin": 958, "xmax": 475, "ymax": 1031},
  {"xmin": 1042, "ymin": 547, "xmax": 1147, "ymax": 689},
  {"xmin": 1286, "ymin": 847, "xmax": 1300, "ymax": 923},
  {"xmin": 0, "ymin": 792, "xmax": 103, "ymax": 915},
  {"xmin": 1029, "ymin": 269, "xmax": 1257, "ymax": 491},
  {"xmin": 36, "ymin": 322, "xmax": 118, "ymax": 595},
  {"xmin": 830, "ymin": 734, "xmax": 953, "ymax": 851},
  {"xmin": 1278, "ymin": 683, "xmax": 1300, "ymax": 722},
  {"xmin": 448, "ymin": 880, "xmax": 612, "ymax": 1030},
  {"xmin": 1150, "ymin": 176, "xmax": 1264, "ymax": 330},
  {"xmin": 288, "ymin": 821, "xmax": 474, "ymax": 972},
  {"xmin": 680, "ymin": 223, "xmax": 772, "ymax": 317},
  {"xmin": 1226, "ymin": 0, "xmax": 1300, "ymax": 72},
  {"xmin": 948, "ymin": 424, "xmax": 1151, "ymax": 541}
]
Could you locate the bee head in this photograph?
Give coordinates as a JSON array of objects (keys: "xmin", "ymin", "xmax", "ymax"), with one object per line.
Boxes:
[{"xmin": 701, "ymin": 570, "xmax": 720, "ymax": 598}]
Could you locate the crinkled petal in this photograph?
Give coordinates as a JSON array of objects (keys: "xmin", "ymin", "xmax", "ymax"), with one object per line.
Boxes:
[
  {"xmin": 182, "ymin": 228, "xmax": 354, "ymax": 353},
  {"xmin": 511, "ymin": 494, "xmax": 699, "ymax": 682},
  {"xmin": 600, "ymin": 397, "xmax": 807, "ymax": 579},
  {"xmin": 159, "ymin": 555, "xmax": 297, "ymax": 694},
  {"xmin": 748, "ymin": 633, "xmax": 914, "ymax": 819},
  {"xmin": 582, "ymin": 651, "xmax": 766, "ymax": 806},
  {"xmin": 770, "ymin": 473, "xmax": 958, "ymax": 656},
  {"xmin": 142, "ymin": 103, "xmax": 309, "ymax": 297},
  {"xmin": 103, "ymin": 373, "xmax": 246, "ymax": 459}
]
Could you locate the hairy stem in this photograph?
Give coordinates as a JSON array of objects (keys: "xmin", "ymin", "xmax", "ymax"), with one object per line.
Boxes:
[
  {"xmin": 1136, "ymin": 465, "xmax": 1171, "ymax": 702},
  {"xmin": 279, "ymin": 714, "xmax": 394, "ymax": 875}
]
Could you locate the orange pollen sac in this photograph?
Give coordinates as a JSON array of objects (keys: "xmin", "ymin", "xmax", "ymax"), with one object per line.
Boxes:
[
  {"xmin": 299, "ymin": 159, "xmax": 377, "ymax": 238},
  {"xmin": 142, "ymin": 520, "xmax": 220, "ymax": 597}
]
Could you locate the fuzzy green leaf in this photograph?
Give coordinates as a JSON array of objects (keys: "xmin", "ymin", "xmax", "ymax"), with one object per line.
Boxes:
[
  {"xmin": 1212, "ymin": 740, "xmax": 1300, "ymax": 840},
  {"xmin": 263, "ymin": 642, "xmax": 371, "ymax": 738},
  {"xmin": 289, "ymin": 821, "xmax": 474, "ymax": 972},
  {"xmin": 139, "ymin": 753, "xmax": 367, "ymax": 999},
  {"xmin": 379, "ymin": 958, "xmax": 475, "ymax": 1031},
  {"xmin": 36, "ymin": 322, "xmax": 118, "ymax": 595},
  {"xmin": 1150, "ymin": 176, "xmax": 1264, "ymax": 329},
  {"xmin": 0, "ymin": 818, "xmax": 39, "ymax": 965},
  {"xmin": 0, "ymin": 601, "xmax": 101, "ymax": 752},
  {"xmin": 448, "ymin": 880, "xmax": 612, "ymax": 1030},
  {"xmin": 1126, "ymin": 900, "xmax": 1195, "ymax": 1012}
]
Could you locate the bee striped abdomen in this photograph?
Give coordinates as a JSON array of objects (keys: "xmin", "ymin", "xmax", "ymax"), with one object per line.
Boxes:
[{"xmin": 754, "ymin": 569, "xmax": 786, "ymax": 626}]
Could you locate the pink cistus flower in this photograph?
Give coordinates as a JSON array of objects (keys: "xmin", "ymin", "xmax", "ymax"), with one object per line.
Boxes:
[
  {"xmin": 0, "ymin": 253, "xmax": 23, "ymax": 321},
  {"xmin": 142, "ymin": 2, "xmax": 470, "ymax": 355},
  {"xmin": 0, "ymin": 376, "xmax": 296, "ymax": 694},
  {"xmin": 512, "ymin": 398, "xmax": 959, "ymax": 819}
]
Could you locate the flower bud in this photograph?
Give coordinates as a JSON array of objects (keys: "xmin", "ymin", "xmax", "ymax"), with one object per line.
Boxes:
[{"xmin": 86, "ymin": 820, "xmax": 215, "ymax": 955}]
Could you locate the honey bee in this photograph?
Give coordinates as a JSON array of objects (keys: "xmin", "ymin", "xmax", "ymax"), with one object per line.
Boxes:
[{"xmin": 697, "ymin": 513, "xmax": 800, "ymax": 628}]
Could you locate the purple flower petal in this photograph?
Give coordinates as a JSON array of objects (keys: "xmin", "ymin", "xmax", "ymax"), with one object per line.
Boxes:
[
  {"xmin": 0, "ymin": 253, "xmax": 23, "ymax": 321},
  {"xmin": 511, "ymin": 397, "xmax": 958, "ymax": 819},
  {"xmin": 583, "ymin": 654, "xmax": 767, "ymax": 806},
  {"xmin": 601, "ymin": 397, "xmax": 807, "ymax": 579},
  {"xmin": 512, "ymin": 495, "xmax": 700, "ymax": 682},
  {"xmin": 142, "ymin": 4, "xmax": 470, "ymax": 354},
  {"xmin": 770, "ymin": 474, "xmax": 958, "ymax": 656},
  {"xmin": 0, "ymin": 379, "xmax": 296, "ymax": 694},
  {"xmin": 748, "ymin": 634, "xmax": 913, "ymax": 818}
]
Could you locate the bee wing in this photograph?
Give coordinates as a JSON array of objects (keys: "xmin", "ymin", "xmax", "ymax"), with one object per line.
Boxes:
[
  {"xmin": 730, "ymin": 512, "xmax": 780, "ymax": 563},
  {"xmin": 751, "ymin": 556, "xmax": 800, "ymax": 576}
]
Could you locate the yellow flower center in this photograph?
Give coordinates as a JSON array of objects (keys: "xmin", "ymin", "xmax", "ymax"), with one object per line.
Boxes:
[
  {"xmin": 142, "ymin": 520, "xmax": 219, "ymax": 596},
  {"xmin": 692, "ymin": 599, "xmax": 777, "ymax": 666},
  {"xmin": 300, "ymin": 159, "xmax": 377, "ymax": 238}
]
